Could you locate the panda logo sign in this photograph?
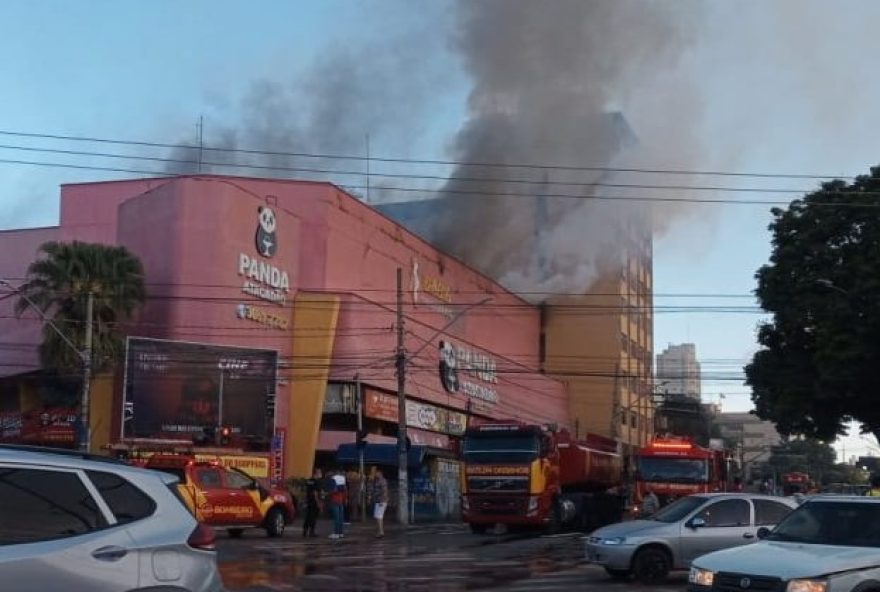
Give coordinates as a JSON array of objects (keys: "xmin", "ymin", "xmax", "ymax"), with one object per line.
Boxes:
[
  {"xmin": 255, "ymin": 206, "xmax": 278, "ymax": 258},
  {"xmin": 439, "ymin": 340, "xmax": 459, "ymax": 394}
]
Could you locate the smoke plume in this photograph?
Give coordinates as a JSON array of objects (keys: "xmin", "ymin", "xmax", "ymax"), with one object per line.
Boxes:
[
  {"xmin": 428, "ymin": 0, "xmax": 705, "ymax": 297},
  {"xmin": 164, "ymin": 1, "xmax": 706, "ymax": 299}
]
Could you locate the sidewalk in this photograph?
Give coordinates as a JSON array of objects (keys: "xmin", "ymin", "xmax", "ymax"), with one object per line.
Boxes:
[{"xmin": 296, "ymin": 519, "xmax": 466, "ymax": 540}]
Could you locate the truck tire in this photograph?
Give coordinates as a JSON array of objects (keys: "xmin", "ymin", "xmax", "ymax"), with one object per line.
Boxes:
[
  {"xmin": 604, "ymin": 568, "xmax": 631, "ymax": 580},
  {"xmin": 545, "ymin": 498, "xmax": 562, "ymax": 534},
  {"xmin": 469, "ymin": 523, "xmax": 489, "ymax": 534},
  {"xmin": 227, "ymin": 528, "xmax": 244, "ymax": 539},
  {"xmin": 632, "ymin": 546, "xmax": 670, "ymax": 584},
  {"xmin": 265, "ymin": 507, "xmax": 285, "ymax": 537}
]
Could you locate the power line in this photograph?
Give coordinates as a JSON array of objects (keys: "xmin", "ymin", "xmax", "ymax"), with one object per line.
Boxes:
[
  {"xmin": 0, "ymin": 141, "xmax": 839, "ymax": 195},
  {"xmin": 4, "ymin": 156, "xmax": 880, "ymax": 208},
  {"xmin": 0, "ymin": 128, "xmax": 855, "ymax": 180}
]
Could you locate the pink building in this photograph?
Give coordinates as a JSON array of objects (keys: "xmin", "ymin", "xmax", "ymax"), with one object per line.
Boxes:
[{"xmin": 0, "ymin": 175, "xmax": 568, "ymax": 484}]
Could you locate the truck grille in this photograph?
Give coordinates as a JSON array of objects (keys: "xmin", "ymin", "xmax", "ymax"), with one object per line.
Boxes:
[
  {"xmin": 471, "ymin": 496, "xmax": 526, "ymax": 516},
  {"xmin": 714, "ymin": 572, "xmax": 783, "ymax": 592},
  {"xmin": 467, "ymin": 476, "xmax": 529, "ymax": 493}
]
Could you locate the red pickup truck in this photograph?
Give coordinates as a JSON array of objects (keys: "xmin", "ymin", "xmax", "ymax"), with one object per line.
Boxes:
[{"xmin": 145, "ymin": 454, "xmax": 296, "ymax": 538}]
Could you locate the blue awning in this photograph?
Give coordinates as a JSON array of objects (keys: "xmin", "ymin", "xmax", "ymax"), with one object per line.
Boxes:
[{"xmin": 335, "ymin": 443, "xmax": 426, "ymax": 469}]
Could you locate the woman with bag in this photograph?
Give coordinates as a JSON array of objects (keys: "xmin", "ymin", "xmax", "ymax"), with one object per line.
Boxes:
[{"xmin": 370, "ymin": 467, "xmax": 389, "ymax": 538}]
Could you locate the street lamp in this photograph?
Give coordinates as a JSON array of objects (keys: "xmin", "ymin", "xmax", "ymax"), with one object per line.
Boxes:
[{"xmin": 0, "ymin": 278, "xmax": 94, "ymax": 452}]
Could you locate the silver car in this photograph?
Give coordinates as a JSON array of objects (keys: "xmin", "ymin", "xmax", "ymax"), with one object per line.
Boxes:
[
  {"xmin": 585, "ymin": 493, "xmax": 797, "ymax": 583},
  {"xmin": 0, "ymin": 444, "xmax": 223, "ymax": 592}
]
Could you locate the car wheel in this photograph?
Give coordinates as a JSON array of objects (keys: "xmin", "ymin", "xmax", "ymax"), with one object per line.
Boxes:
[
  {"xmin": 632, "ymin": 546, "xmax": 670, "ymax": 584},
  {"xmin": 227, "ymin": 528, "xmax": 244, "ymax": 539},
  {"xmin": 604, "ymin": 567, "xmax": 631, "ymax": 580},
  {"xmin": 469, "ymin": 523, "xmax": 489, "ymax": 534},
  {"xmin": 266, "ymin": 508, "xmax": 285, "ymax": 538}
]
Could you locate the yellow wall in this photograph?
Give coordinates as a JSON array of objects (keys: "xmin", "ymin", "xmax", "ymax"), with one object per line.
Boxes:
[
  {"xmin": 88, "ymin": 373, "xmax": 114, "ymax": 454},
  {"xmin": 543, "ymin": 255, "xmax": 654, "ymax": 449},
  {"xmin": 286, "ymin": 293, "xmax": 340, "ymax": 478}
]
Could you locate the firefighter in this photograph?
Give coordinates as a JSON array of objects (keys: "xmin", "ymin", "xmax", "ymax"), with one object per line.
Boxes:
[{"xmin": 642, "ymin": 486, "xmax": 660, "ymax": 516}]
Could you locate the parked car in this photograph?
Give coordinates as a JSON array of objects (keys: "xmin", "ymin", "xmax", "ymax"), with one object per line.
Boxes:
[
  {"xmin": 586, "ymin": 493, "xmax": 797, "ymax": 583},
  {"xmin": 0, "ymin": 444, "xmax": 223, "ymax": 592},
  {"xmin": 689, "ymin": 496, "xmax": 880, "ymax": 591},
  {"xmin": 144, "ymin": 453, "xmax": 296, "ymax": 538}
]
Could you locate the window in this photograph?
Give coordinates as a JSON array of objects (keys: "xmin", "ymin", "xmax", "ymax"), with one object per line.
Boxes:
[
  {"xmin": 86, "ymin": 471, "xmax": 155, "ymax": 525},
  {"xmin": 755, "ymin": 499, "xmax": 792, "ymax": 526},
  {"xmin": 226, "ymin": 470, "xmax": 252, "ymax": 489},
  {"xmin": 195, "ymin": 467, "xmax": 223, "ymax": 489},
  {"xmin": 696, "ymin": 499, "xmax": 750, "ymax": 527},
  {"xmin": 0, "ymin": 467, "xmax": 107, "ymax": 545}
]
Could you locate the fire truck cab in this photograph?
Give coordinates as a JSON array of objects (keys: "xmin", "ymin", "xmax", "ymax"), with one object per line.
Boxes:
[{"xmin": 634, "ymin": 436, "xmax": 729, "ymax": 511}]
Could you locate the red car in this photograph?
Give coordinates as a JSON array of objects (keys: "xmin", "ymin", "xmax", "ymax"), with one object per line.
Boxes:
[{"xmin": 145, "ymin": 454, "xmax": 296, "ymax": 538}]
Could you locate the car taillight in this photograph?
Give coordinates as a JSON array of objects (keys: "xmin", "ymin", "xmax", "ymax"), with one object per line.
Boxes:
[{"xmin": 187, "ymin": 523, "xmax": 216, "ymax": 551}]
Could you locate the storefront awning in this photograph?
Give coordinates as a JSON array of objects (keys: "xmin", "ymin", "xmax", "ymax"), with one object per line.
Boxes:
[{"xmin": 335, "ymin": 443, "xmax": 425, "ymax": 469}]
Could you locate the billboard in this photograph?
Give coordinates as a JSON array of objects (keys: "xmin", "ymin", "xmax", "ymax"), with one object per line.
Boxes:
[{"xmin": 123, "ymin": 337, "xmax": 277, "ymax": 441}]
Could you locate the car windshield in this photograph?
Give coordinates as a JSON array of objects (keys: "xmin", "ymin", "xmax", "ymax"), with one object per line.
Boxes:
[
  {"xmin": 462, "ymin": 435, "xmax": 539, "ymax": 463},
  {"xmin": 650, "ymin": 495, "xmax": 708, "ymax": 523},
  {"xmin": 638, "ymin": 457, "xmax": 708, "ymax": 483},
  {"xmin": 767, "ymin": 501, "xmax": 880, "ymax": 546}
]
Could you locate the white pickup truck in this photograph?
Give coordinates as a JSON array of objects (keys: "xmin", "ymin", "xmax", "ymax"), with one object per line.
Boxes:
[{"xmin": 688, "ymin": 496, "xmax": 880, "ymax": 592}]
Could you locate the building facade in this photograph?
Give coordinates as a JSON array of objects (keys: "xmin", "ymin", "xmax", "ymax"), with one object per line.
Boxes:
[
  {"xmin": 715, "ymin": 412, "xmax": 782, "ymax": 478},
  {"xmin": 381, "ymin": 202, "xmax": 656, "ymax": 454},
  {"xmin": 0, "ymin": 176, "xmax": 569, "ymax": 493},
  {"xmin": 656, "ymin": 343, "xmax": 701, "ymax": 400}
]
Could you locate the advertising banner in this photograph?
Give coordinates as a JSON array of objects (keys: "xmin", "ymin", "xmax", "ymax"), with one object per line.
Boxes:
[
  {"xmin": 364, "ymin": 389, "xmax": 399, "ymax": 423},
  {"xmin": 364, "ymin": 389, "xmax": 468, "ymax": 437},
  {"xmin": 124, "ymin": 337, "xmax": 277, "ymax": 440},
  {"xmin": 0, "ymin": 408, "xmax": 77, "ymax": 445}
]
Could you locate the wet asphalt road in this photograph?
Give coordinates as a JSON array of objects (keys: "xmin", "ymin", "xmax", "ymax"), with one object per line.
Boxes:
[{"xmin": 217, "ymin": 523, "xmax": 688, "ymax": 592}]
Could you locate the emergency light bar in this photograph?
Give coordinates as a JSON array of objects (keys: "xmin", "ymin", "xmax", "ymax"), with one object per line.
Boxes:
[{"xmin": 650, "ymin": 441, "xmax": 693, "ymax": 450}]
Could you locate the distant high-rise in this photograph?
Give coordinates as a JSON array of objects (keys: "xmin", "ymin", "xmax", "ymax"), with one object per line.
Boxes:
[{"xmin": 656, "ymin": 344, "xmax": 701, "ymax": 400}]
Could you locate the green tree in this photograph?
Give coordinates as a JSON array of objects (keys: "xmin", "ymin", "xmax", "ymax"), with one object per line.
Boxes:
[
  {"xmin": 15, "ymin": 241, "xmax": 146, "ymax": 373},
  {"xmin": 767, "ymin": 439, "xmax": 836, "ymax": 485},
  {"xmin": 746, "ymin": 166, "xmax": 880, "ymax": 443}
]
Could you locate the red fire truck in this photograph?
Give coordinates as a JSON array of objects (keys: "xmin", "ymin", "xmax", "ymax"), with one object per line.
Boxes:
[
  {"xmin": 633, "ymin": 436, "xmax": 730, "ymax": 513},
  {"xmin": 460, "ymin": 421, "xmax": 624, "ymax": 533},
  {"xmin": 782, "ymin": 471, "xmax": 812, "ymax": 496}
]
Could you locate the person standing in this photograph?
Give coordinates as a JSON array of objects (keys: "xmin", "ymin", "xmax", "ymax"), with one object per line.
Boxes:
[
  {"xmin": 641, "ymin": 487, "xmax": 660, "ymax": 516},
  {"xmin": 329, "ymin": 471, "xmax": 347, "ymax": 539},
  {"xmin": 302, "ymin": 468, "xmax": 322, "ymax": 538},
  {"xmin": 370, "ymin": 467, "xmax": 389, "ymax": 538}
]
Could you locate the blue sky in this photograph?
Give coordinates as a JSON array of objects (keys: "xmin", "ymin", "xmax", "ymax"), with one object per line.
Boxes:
[{"xmin": 3, "ymin": 1, "xmax": 880, "ymax": 460}]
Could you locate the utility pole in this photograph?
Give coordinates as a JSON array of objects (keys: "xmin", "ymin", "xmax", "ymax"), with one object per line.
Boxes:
[
  {"xmin": 356, "ymin": 374, "xmax": 366, "ymax": 521},
  {"xmin": 79, "ymin": 291, "xmax": 94, "ymax": 453},
  {"xmin": 2, "ymin": 279, "xmax": 95, "ymax": 452},
  {"xmin": 395, "ymin": 267, "xmax": 409, "ymax": 525},
  {"xmin": 196, "ymin": 115, "xmax": 204, "ymax": 173}
]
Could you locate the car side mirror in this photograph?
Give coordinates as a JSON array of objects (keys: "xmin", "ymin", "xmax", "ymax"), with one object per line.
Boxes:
[
  {"xmin": 688, "ymin": 517, "xmax": 707, "ymax": 529},
  {"xmin": 756, "ymin": 527, "xmax": 771, "ymax": 540}
]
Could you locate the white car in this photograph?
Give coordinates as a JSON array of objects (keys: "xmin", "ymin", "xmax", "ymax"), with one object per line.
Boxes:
[
  {"xmin": 0, "ymin": 444, "xmax": 224, "ymax": 592},
  {"xmin": 586, "ymin": 493, "xmax": 796, "ymax": 583},
  {"xmin": 689, "ymin": 496, "xmax": 880, "ymax": 592}
]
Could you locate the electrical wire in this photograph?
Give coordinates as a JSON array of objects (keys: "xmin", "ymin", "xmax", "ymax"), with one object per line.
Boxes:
[{"xmin": 0, "ymin": 128, "xmax": 857, "ymax": 180}]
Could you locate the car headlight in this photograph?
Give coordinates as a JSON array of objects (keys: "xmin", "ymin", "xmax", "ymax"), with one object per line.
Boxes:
[
  {"xmin": 461, "ymin": 497, "xmax": 469, "ymax": 511},
  {"xmin": 601, "ymin": 537, "xmax": 626, "ymax": 545},
  {"xmin": 786, "ymin": 580, "xmax": 827, "ymax": 592},
  {"xmin": 527, "ymin": 496, "xmax": 539, "ymax": 512},
  {"xmin": 688, "ymin": 567, "xmax": 715, "ymax": 586}
]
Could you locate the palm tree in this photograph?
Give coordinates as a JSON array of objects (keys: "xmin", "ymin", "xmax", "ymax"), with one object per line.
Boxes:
[{"xmin": 15, "ymin": 241, "xmax": 146, "ymax": 373}]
